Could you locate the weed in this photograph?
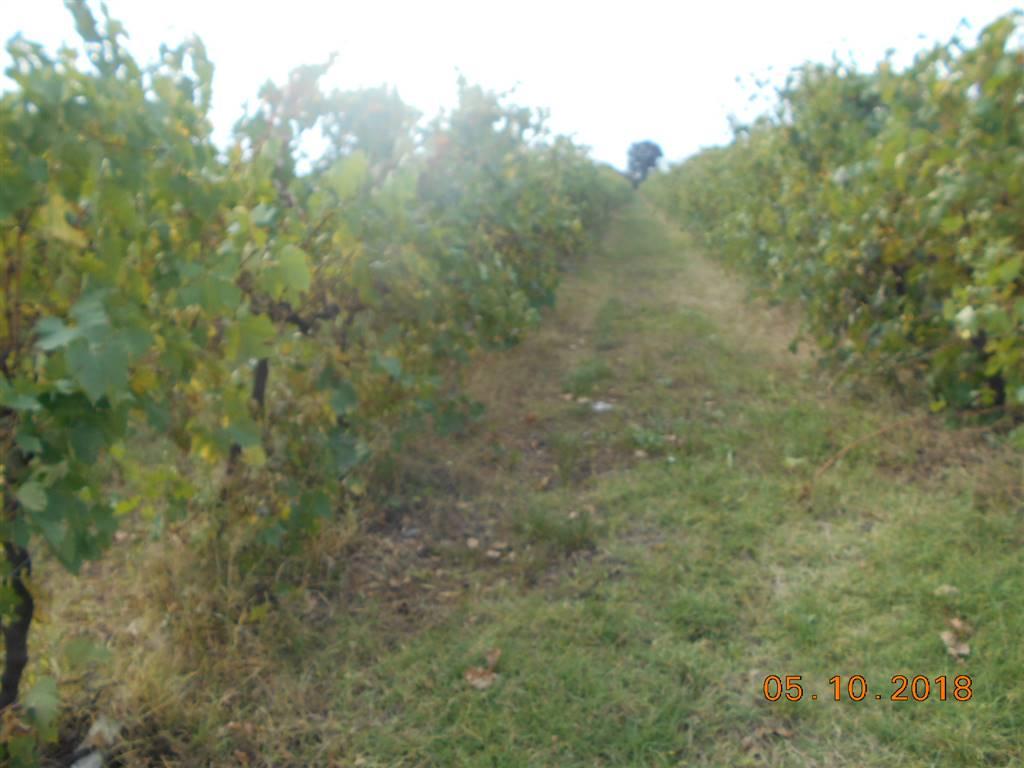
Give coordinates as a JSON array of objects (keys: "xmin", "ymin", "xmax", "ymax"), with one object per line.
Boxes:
[
  {"xmin": 516, "ymin": 503, "xmax": 598, "ymax": 556},
  {"xmin": 594, "ymin": 297, "xmax": 627, "ymax": 350},
  {"xmin": 562, "ymin": 358, "xmax": 613, "ymax": 396}
]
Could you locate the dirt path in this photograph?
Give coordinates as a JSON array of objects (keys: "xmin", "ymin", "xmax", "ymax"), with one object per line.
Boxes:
[{"xmin": 320, "ymin": 199, "xmax": 1021, "ymax": 767}]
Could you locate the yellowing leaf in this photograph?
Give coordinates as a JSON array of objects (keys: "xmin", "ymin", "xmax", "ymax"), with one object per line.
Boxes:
[
  {"xmin": 227, "ymin": 315, "xmax": 275, "ymax": 362},
  {"xmin": 242, "ymin": 445, "xmax": 266, "ymax": 467},
  {"xmin": 130, "ymin": 366, "xmax": 158, "ymax": 395},
  {"xmin": 40, "ymin": 194, "xmax": 87, "ymax": 247},
  {"xmin": 246, "ymin": 603, "xmax": 271, "ymax": 623},
  {"xmin": 114, "ymin": 496, "xmax": 141, "ymax": 516}
]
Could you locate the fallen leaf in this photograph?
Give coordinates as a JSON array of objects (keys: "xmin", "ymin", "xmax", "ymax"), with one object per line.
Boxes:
[
  {"xmin": 78, "ymin": 715, "xmax": 122, "ymax": 751},
  {"xmin": 466, "ymin": 537, "xmax": 479, "ymax": 550},
  {"xmin": 486, "ymin": 549, "xmax": 501, "ymax": 559},
  {"xmin": 940, "ymin": 630, "xmax": 970, "ymax": 660},
  {"xmin": 742, "ymin": 724, "xmax": 792, "ymax": 753},
  {"xmin": 538, "ymin": 475, "xmax": 552, "ymax": 490},
  {"xmin": 933, "ymin": 584, "xmax": 960, "ymax": 598},
  {"xmin": 464, "ymin": 667, "xmax": 497, "ymax": 690},
  {"xmin": 948, "ymin": 617, "xmax": 973, "ymax": 635},
  {"xmin": 634, "ymin": 450, "xmax": 648, "ymax": 459},
  {"xmin": 741, "ymin": 735, "xmax": 760, "ymax": 753}
]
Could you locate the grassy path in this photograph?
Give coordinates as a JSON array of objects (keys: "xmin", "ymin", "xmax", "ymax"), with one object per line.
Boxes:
[{"xmin": 56, "ymin": 200, "xmax": 1024, "ymax": 766}]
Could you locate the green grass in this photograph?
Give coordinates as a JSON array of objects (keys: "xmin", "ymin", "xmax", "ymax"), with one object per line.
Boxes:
[
  {"xmin": 44, "ymin": 200, "xmax": 1024, "ymax": 766},
  {"xmin": 514, "ymin": 502, "xmax": 599, "ymax": 557},
  {"xmin": 562, "ymin": 358, "xmax": 614, "ymax": 396},
  {"xmin": 594, "ymin": 297, "xmax": 627, "ymax": 350}
]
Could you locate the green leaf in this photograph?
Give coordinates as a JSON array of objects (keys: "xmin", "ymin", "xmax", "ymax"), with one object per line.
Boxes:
[
  {"xmin": 251, "ymin": 203, "xmax": 277, "ymax": 227},
  {"xmin": 375, "ymin": 355, "xmax": 403, "ymax": 380},
  {"xmin": 328, "ymin": 151, "xmax": 369, "ymax": 200},
  {"xmin": 277, "ymin": 244, "xmax": 312, "ymax": 298},
  {"xmin": 0, "ymin": 381, "xmax": 40, "ymax": 412},
  {"xmin": 15, "ymin": 430, "xmax": 43, "ymax": 455},
  {"xmin": 35, "ymin": 317, "xmax": 82, "ymax": 351},
  {"xmin": 330, "ymin": 381, "xmax": 359, "ymax": 415},
  {"xmin": 330, "ymin": 430, "xmax": 363, "ymax": 473},
  {"xmin": 23, "ymin": 675, "xmax": 59, "ymax": 728},
  {"xmin": 939, "ymin": 214, "xmax": 964, "ymax": 235},
  {"xmin": 199, "ymin": 277, "xmax": 242, "ymax": 313},
  {"xmin": 988, "ymin": 254, "xmax": 1022, "ymax": 286},
  {"xmin": 16, "ymin": 481, "xmax": 47, "ymax": 512},
  {"xmin": 70, "ymin": 291, "xmax": 110, "ymax": 332},
  {"xmin": 66, "ymin": 334, "xmax": 130, "ymax": 402},
  {"xmin": 143, "ymin": 398, "xmax": 172, "ymax": 431},
  {"xmin": 39, "ymin": 297, "xmax": 131, "ymax": 403},
  {"xmin": 228, "ymin": 315, "xmax": 275, "ymax": 362},
  {"xmin": 70, "ymin": 422, "xmax": 106, "ymax": 463},
  {"xmin": 222, "ymin": 416, "xmax": 262, "ymax": 448},
  {"xmin": 64, "ymin": 637, "xmax": 112, "ymax": 669},
  {"xmin": 979, "ymin": 306, "xmax": 1013, "ymax": 336},
  {"xmin": 300, "ymin": 490, "xmax": 331, "ymax": 520},
  {"xmin": 65, "ymin": 0, "xmax": 102, "ymax": 42}
]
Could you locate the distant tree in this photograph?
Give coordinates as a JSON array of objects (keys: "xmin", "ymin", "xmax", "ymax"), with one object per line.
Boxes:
[{"xmin": 627, "ymin": 141, "xmax": 663, "ymax": 189}]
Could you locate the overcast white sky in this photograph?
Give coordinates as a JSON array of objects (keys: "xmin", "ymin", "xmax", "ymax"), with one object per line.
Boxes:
[{"xmin": 3, "ymin": 1, "xmax": 1022, "ymax": 168}]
